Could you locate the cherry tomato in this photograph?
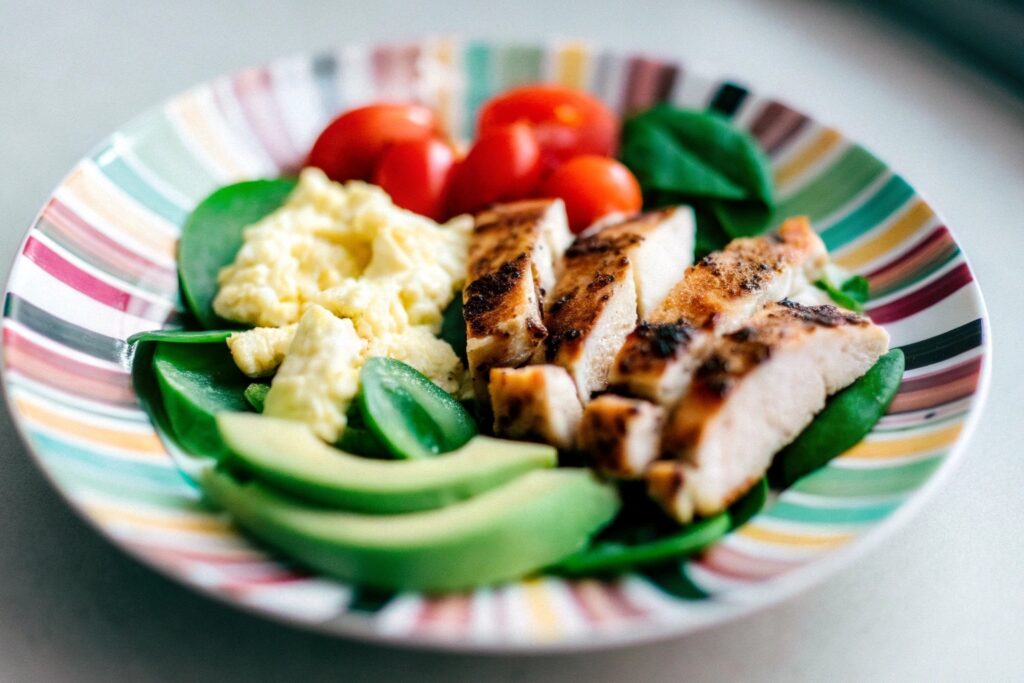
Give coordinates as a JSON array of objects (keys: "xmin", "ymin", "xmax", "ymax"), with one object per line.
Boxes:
[
  {"xmin": 447, "ymin": 124, "xmax": 542, "ymax": 216},
  {"xmin": 477, "ymin": 85, "xmax": 619, "ymax": 171},
  {"xmin": 539, "ymin": 155, "xmax": 643, "ymax": 232},
  {"xmin": 306, "ymin": 103, "xmax": 437, "ymax": 182},
  {"xmin": 373, "ymin": 138, "xmax": 457, "ymax": 221}
]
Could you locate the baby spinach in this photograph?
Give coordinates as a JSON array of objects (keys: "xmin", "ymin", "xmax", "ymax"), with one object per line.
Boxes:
[
  {"xmin": 815, "ymin": 274, "xmax": 870, "ymax": 312},
  {"xmin": 152, "ymin": 341, "xmax": 251, "ymax": 460},
  {"xmin": 439, "ymin": 293, "xmax": 467, "ymax": 365},
  {"xmin": 179, "ymin": 178, "xmax": 296, "ymax": 330},
  {"xmin": 128, "ymin": 329, "xmax": 234, "ymax": 345},
  {"xmin": 620, "ymin": 105, "xmax": 775, "ymax": 246},
  {"xmin": 769, "ymin": 349, "xmax": 905, "ymax": 488},
  {"xmin": 243, "ymin": 382, "xmax": 270, "ymax": 412}
]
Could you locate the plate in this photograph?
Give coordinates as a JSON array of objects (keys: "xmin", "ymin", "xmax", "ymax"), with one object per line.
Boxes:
[{"xmin": 0, "ymin": 39, "xmax": 991, "ymax": 652}]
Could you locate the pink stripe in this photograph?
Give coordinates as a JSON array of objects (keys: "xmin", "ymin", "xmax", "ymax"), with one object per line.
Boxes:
[
  {"xmin": 866, "ymin": 262, "xmax": 973, "ymax": 324},
  {"xmin": 371, "ymin": 43, "xmax": 421, "ymax": 100},
  {"xmin": 22, "ymin": 236, "xmax": 174, "ymax": 323},
  {"xmin": 230, "ymin": 68, "xmax": 300, "ymax": 171},
  {"xmin": 693, "ymin": 544, "xmax": 800, "ymax": 581}
]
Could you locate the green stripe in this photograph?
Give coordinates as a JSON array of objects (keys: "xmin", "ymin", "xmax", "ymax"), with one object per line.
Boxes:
[
  {"xmin": 120, "ymin": 111, "xmax": 221, "ymax": 207},
  {"xmin": 92, "ymin": 143, "xmax": 189, "ymax": 224},
  {"xmin": 775, "ymin": 145, "xmax": 886, "ymax": 224},
  {"xmin": 821, "ymin": 174, "xmax": 914, "ymax": 250},
  {"xmin": 871, "ymin": 246, "xmax": 960, "ymax": 298},
  {"xmin": 765, "ymin": 498, "xmax": 901, "ymax": 524},
  {"xmin": 792, "ymin": 456, "xmax": 942, "ymax": 497},
  {"xmin": 463, "ymin": 42, "xmax": 493, "ymax": 139},
  {"xmin": 495, "ymin": 44, "xmax": 543, "ymax": 89},
  {"xmin": 44, "ymin": 455, "xmax": 196, "ymax": 505},
  {"xmin": 897, "ymin": 319, "xmax": 983, "ymax": 371}
]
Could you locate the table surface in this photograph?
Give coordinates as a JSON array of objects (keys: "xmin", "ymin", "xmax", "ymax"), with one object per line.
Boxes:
[{"xmin": 1, "ymin": 0, "xmax": 1022, "ymax": 680}]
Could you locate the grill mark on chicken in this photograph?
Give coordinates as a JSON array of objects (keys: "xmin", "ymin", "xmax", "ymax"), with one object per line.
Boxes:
[{"xmin": 463, "ymin": 253, "xmax": 531, "ymax": 335}]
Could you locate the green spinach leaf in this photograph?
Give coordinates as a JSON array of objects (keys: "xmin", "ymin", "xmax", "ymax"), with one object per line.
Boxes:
[
  {"xmin": 179, "ymin": 178, "xmax": 296, "ymax": 330},
  {"xmin": 814, "ymin": 274, "xmax": 870, "ymax": 312}
]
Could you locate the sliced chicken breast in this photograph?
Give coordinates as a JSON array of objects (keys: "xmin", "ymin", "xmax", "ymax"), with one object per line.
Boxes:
[
  {"xmin": 611, "ymin": 216, "xmax": 828, "ymax": 406},
  {"xmin": 463, "ymin": 199, "xmax": 573, "ymax": 396},
  {"xmin": 488, "ymin": 365, "xmax": 582, "ymax": 450},
  {"xmin": 647, "ymin": 300, "xmax": 890, "ymax": 522},
  {"xmin": 539, "ymin": 208, "xmax": 695, "ymax": 401},
  {"xmin": 578, "ymin": 395, "xmax": 665, "ymax": 478}
]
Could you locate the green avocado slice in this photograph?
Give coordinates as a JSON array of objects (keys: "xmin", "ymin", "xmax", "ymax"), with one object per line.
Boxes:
[
  {"xmin": 216, "ymin": 412, "xmax": 557, "ymax": 513},
  {"xmin": 201, "ymin": 467, "xmax": 620, "ymax": 591}
]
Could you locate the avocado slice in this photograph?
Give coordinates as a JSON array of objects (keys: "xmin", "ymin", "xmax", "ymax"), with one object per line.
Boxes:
[
  {"xmin": 202, "ymin": 467, "xmax": 620, "ymax": 591},
  {"xmin": 217, "ymin": 412, "xmax": 557, "ymax": 513}
]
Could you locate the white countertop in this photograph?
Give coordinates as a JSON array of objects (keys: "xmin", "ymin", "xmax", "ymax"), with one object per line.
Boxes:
[{"xmin": 1, "ymin": 0, "xmax": 1021, "ymax": 680}]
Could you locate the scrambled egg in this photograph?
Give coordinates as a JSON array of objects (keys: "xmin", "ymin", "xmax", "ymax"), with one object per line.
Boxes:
[
  {"xmin": 215, "ymin": 168, "xmax": 471, "ymax": 440},
  {"xmin": 263, "ymin": 306, "xmax": 364, "ymax": 442}
]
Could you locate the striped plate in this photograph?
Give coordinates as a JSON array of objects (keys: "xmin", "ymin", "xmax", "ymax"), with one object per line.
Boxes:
[{"xmin": 0, "ymin": 39, "xmax": 991, "ymax": 652}]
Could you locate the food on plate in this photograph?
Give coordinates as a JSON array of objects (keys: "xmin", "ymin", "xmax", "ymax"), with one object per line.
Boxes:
[
  {"xmin": 538, "ymin": 207, "xmax": 696, "ymax": 400},
  {"xmin": 463, "ymin": 199, "xmax": 573, "ymax": 396},
  {"xmin": 610, "ymin": 216, "xmax": 828, "ymax": 406},
  {"xmin": 202, "ymin": 466, "xmax": 618, "ymax": 592},
  {"xmin": 130, "ymin": 81, "xmax": 905, "ymax": 593},
  {"xmin": 217, "ymin": 412, "xmax": 555, "ymax": 513},
  {"xmin": 539, "ymin": 155, "xmax": 642, "ymax": 232},
  {"xmin": 577, "ymin": 395, "xmax": 665, "ymax": 478},
  {"xmin": 489, "ymin": 365, "xmax": 583, "ymax": 450},
  {"xmin": 648, "ymin": 300, "xmax": 889, "ymax": 522}
]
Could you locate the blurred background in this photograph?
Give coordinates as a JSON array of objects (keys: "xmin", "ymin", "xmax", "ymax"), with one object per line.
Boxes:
[{"xmin": 0, "ymin": 1, "xmax": 1021, "ymax": 681}]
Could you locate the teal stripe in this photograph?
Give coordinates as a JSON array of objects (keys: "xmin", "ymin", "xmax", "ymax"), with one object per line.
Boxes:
[
  {"xmin": 92, "ymin": 143, "xmax": 189, "ymax": 224},
  {"xmin": 31, "ymin": 430, "xmax": 190, "ymax": 490},
  {"xmin": 821, "ymin": 175, "xmax": 914, "ymax": 250},
  {"xmin": 765, "ymin": 498, "xmax": 902, "ymax": 525},
  {"xmin": 463, "ymin": 42, "xmax": 493, "ymax": 139},
  {"xmin": 775, "ymin": 145, "xmax": 886, "ymax": 224},
  {"xmin": 496, "ymin": 44, "xmax": 543, "ymax": 89},
  {"xmin": 45, "ymin": 456, "xmax": 195, "ymax": 505},
  {"xmin": 792, "ymin": 456, "xmax": 943, "ymax": 497},
  {"xmin": 120, "ymin": 111, "xmax": 221, "ymax": 207}
]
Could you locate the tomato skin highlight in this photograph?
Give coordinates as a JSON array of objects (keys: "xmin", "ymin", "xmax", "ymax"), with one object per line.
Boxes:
[
  {"xmin": 305, "ymin": 103, "xmax": 437, "ymax": 182},
  {"xmin": 446, "ymin": 124, "xmax": 542, "ymax": 216},
  {"xmin": 539, "ymin": 155, "xmax": 643, "ymax": 232},
  {"xmin": 373, "ymin": 138, "xmax": 457, "ymax": 221},
  {"xmin": 478, "ymin": 84, "xmax": 619, "ymax": 171}
]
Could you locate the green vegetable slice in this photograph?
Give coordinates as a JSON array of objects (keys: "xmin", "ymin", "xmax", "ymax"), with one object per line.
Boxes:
[
  {"xmin": 727, "ymin": 477, "xmax": 769, "ymax": 530},
  {"xmin": 151, "ymin": 341, "xmax": 250, "ymax": 459},
  {"xmin": 128, "ymin": 329, "xmax": 234, "ymax": 345},
  {"xmin": 815, "ymin": 274, "xmax": 870, "ymax": 312},
  {"xmin": 243, "ymin": 383, "xmax": 270, "ymax": 412},
  {"xmin": 769, "ymin": 349, "xmax": 905, "ymax": 488},
  {"xmin": 357, "ymin": 358, "xmax": 477, "ymax": 459},
  {"xmin": 178, "ymin": 178, "xmax": 296, "ymax": 330}
]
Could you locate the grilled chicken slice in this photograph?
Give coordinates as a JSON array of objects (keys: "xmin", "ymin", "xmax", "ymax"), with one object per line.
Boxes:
[
  {"xmin": 647, "ymin": 300, "xmax": 890, "ymax": 522},
  {"xmin": 578, "ymin": 395, "xmax": 665, "ymax": 478},
  {"xmin": 539, "ymin": 208, "xmax": 695, "ymax": 401},
  {"xmin": 463, "ymin": 199, "xmax": 573, "ymax": 396},
  {"xmin": 489, "ymin": 365, "xmax": 582, "ymax": 450},
  {"xmin": 611, "ymin": 216, "xmax": 828, "ymax": 406}
]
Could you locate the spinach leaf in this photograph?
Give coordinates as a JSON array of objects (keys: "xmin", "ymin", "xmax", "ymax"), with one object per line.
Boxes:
[
  {"xmin": 128, "ymin": 329, "xmax": 234, "ymax": 345},
  {"xmin": 620, "ymin": 105, "xmax": 775, "ymax": 244},
  {"xmin": 814, "ymin": 274, "xmax": 870, "ymax": 312},
  {"xmin": 439, "ymin": 293, "xmax": 467, "ymax": 365},
  {"xmin": 769, "ymin": 349, "xmax": 905, "ymax": 488},
  {"xmin": 179, "ymin": 178, "xmax": 296, "ymax": 330},
  {"xmin": 152, "ymin": 341, "xmax": 251, "ymax": 460},
  {"xmin": 243, "ymin": 382, "xmax": 270, "ymax": 412}
]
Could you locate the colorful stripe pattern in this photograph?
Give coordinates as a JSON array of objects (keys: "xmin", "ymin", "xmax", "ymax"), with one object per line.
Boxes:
[{"xmin": 0, "ymin": 40, "xmax": 989, "ymax": 650}]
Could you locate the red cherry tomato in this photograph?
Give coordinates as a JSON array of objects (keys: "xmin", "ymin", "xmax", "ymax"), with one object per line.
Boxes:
[
  {"xmin": 306, "ymin": 103, "xmax": 437, "ymax": 182},
  {"xmin": 373, "ymin": 138, "xmax": 457, "ymax": 221},
  {"xmin": 447, "ymin": 124, "xmax": 542, "ymax": 216},
  {"xmin": 478, "ymin": 85, "xmax": 619, "ymax": 172},
  {"xmin": 539, "ymin": 155, "xmax": 643, "ymax": 232}
]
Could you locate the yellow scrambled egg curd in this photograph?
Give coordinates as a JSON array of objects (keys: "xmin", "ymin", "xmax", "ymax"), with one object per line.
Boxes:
[
  {"xmin": 213, "ymin": 167, "xmax": 471, "ymax": 331},
  {"xmin": 216, "ymin": 168, "xmax": 473, "ymax": 438},
  {"xmin": 262, "ymin": 306, "xmax": 365, "ymax": 442}
]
